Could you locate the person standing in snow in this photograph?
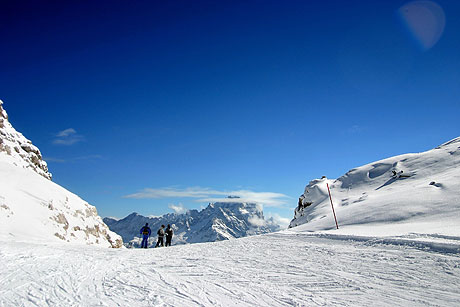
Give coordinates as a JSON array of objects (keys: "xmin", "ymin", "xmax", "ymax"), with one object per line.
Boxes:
[
  {"xmin": 165, "ymin": 224, "xmax": 173, "ymax": 247},
  {"xmin": 155, "ymin": 225, "xmax": 165, "ymax": 247},
  {"xmin": 139, "ymin": 223, "xmax": 151, "ymax": 248}
]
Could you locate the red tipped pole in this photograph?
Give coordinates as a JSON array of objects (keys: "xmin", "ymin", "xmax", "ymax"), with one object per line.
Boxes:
[{"xmin": 327, "ymin": 183, "xmax": 339, "ymax": 230}]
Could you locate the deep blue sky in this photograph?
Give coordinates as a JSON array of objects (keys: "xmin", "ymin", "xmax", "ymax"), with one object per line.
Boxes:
[{"xmin": 1, "ymin": 1, "xmax": 459, "ymax": 225}]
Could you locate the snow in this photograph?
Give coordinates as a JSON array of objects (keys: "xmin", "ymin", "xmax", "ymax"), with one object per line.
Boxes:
[
  {"xmin": 290, "ymin": 136, "xmax": 460, "ymax": 239},
  {"xmin": 0, "ymin": 100, "xmax": 51, "ymax": 180},
  {"xmin": 104, "ymin": 202, "xmax": 280, "ymax": 247},
  {"xmin": 0, "ymin": 101, "xmax": 122, "ymax": 248},
  {"xmin": 0, "ymin": 157, "xmax": 122, "ymax": 247},
  {"xmin": 1, "ymin": 98, "xmax": 459, "ymax": 305},
  {"xmin": 1, "ymin": 230, "xmax": 459, "ymax": 306}
]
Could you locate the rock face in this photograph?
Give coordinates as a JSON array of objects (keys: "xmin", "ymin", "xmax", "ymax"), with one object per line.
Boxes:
[
  {"xmin": 0, "ymin": 100, "xmax": 52, "ymax": 180},
  {"xmin": 104, "ymin": 200, "xmax": 280, "ymax": 246},
  {"xmin": 289, "ymin": 136, "xmax": 460, "ymax": 235},
  {"xmin": 0, "ymin": 100, "xmax": 122, "ymax": 248}
]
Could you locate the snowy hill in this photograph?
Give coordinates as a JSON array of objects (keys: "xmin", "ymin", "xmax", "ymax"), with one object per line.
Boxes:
[
  {"xmin": 104, "ymin": 200, "xmax": 280, "ymax": 246},
  {"xmin": 290, "ymin": 136, "xmax": 460, "ymax": 237},
  {"xmin": 0, "ymin": 100, "xmax": 122, "ymax": 248}
]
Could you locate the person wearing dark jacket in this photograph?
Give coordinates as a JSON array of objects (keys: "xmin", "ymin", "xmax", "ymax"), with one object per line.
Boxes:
[
  {"xmin": 139, "ymin": 223, "xmax": 151, "ymax": 248},
  {"xmin": 155, "ymin": 225, "xmax": 165, "ymax": 247},
  {"xmin": 165, "ymin": 224, "xmax": 173, "ymax": 247}
]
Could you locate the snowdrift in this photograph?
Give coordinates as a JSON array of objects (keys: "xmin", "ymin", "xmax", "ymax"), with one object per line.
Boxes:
[
  {"xmin": 291, "ymin": 136, "xmax": 460, "ymax": 237},
  {"xmin": 0, "ymin": 100, "xmax": 122, "ymax": 247}
]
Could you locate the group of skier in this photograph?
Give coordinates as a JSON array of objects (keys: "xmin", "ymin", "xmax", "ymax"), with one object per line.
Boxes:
[{"xmin": 139, "ymin": 223, "xmax": 173, "ymax": 248}]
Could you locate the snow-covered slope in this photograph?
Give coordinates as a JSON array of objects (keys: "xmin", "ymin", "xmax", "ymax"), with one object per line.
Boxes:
[
  {"xmin": 1, "ymin": 229, "xmax": 459, "ymax": 306},
  {"xmin": 290, "ymin": 136, "xmax": 460, "ymax": 237},
  {"xmin": 104, "ymin": 200, "xmax": 280, "ymax": 246},
  {"xmin": 0, "ymin": 100, "xmax": 122, "ymax": 248}
]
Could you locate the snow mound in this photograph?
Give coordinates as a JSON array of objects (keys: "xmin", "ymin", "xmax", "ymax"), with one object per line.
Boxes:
[
  {"xmin": 0, "ymin": 100, "xmax": 52, "ymax": 180},
  {"xmin": 104, "ymin": 201, "xmax": 280, "ymax": 246},
  {"xmin": 290, "ymin": 136, "xmax": 460, "ymax": 237},
  {"xmin": 0, "ymin": 101, "xmax": 122, "ymax": 247}
]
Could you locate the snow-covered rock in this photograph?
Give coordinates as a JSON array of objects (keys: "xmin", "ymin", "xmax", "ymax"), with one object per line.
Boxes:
[
  {"xmin": 0, "ymin": 100, "xmax": 52, "ymax": 180},
  {"xmin": 0, "ymin": 100, "xmax": 122, "ymax": 248},
  {"xmin": 290, "ymin": 136, "xmax": 460, "ymax": 237},
  {"xmin": 104, "ymin": 200, "xmax": 280, "ymax": 246}
]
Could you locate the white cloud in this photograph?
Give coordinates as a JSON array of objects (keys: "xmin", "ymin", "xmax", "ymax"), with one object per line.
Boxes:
[
  {"xmin": 124, "ymin": 187, "xmax": 290, "ymax": 208},
  {"xmin": 266, "ymin": 212, "xmax": 291, "ymax": 229},
  {"xmin": 56, "ymin": 128, "xmax": 77, "ymax": 137},
  {"xmin": 168, "ymin": 203, "xmax": 188, "ymax": 214},
  {"xmin": 248, "ymin": 216, "xmax": 266, "ymax": 227},
  {"xmin": 53, "ymin": 128, "xmax": 84, "ymax": 145}
]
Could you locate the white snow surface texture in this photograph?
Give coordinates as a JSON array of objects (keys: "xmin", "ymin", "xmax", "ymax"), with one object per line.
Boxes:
[
  {"xmin": 290, "ymin": 137, "xmax": 460, "ymax": 238},
  {"xmin": 0, "ymin": 100, "xmax": 122, "ymax": 248},
  {"xmin": 1, "ymin": 231, "xmax": 459, "ymax": 306}
]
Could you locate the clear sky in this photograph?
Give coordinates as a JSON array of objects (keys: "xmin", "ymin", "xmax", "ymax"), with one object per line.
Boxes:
[{"xmin": 1, "ymin": 1, "xmax": 459, "ymax": 227}]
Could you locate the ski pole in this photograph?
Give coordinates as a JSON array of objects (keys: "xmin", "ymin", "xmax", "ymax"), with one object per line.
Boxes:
[{"xmin": 327, "ymin": 183, "xmax": 339, "ymax": 229}]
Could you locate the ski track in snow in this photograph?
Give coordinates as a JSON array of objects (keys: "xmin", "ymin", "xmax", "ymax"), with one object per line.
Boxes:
[{"xmin": 1, "ymin": 231, "xmax": 460, "ymax": 307}]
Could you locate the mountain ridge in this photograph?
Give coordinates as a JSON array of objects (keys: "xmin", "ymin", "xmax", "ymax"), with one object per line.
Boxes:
[{"xmin": 104, "ymin": 201, "xmax": 280, "ymax": 246}]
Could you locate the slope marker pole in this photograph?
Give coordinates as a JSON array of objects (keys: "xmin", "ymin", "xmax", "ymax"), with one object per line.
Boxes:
[{"xmin": 326, "ymin": 183, "xmax": 339, "ymax": 230}]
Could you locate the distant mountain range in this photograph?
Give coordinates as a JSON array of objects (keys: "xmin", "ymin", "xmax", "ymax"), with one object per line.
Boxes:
[{"xmin": 104, "ymin": 200, "xmax": 280, "ymax": 246}]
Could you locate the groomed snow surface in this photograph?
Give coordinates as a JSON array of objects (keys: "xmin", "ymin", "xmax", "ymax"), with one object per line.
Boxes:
[{"xmin": 1, "ymin": 229, "xmax": 460, "ymax": 306}]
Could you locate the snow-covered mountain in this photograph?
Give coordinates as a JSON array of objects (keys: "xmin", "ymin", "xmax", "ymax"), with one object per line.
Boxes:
[
  {"xmin": 290, "ymin": 136, "xmax": 460, "ymax": 237},
  {"xmin": 0, "ymin": 100, "xmax": 122, "ymax": 248},
  {"xmin": 104, "ymin": 200, "xmax": 280, "ymax": 246}
]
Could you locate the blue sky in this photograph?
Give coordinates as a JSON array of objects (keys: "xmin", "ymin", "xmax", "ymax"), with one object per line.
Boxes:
[{"xmin": 1, "ymin": 1, "xmax": 459, "ymax": 226}]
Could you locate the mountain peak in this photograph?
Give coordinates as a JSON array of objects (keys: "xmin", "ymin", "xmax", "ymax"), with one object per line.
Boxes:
[
  {"xmin": 0, "ymin": 100, "xmax": 52, "ymax": 180},
  {"xmin": 105, "ymin": 200, "xmax": 280, "ymax": 246}
]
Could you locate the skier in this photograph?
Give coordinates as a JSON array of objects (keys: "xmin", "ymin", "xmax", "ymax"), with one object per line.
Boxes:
[
  {"xmin": 165, "ymin": 224, "xmax": 173, "ymax": 247},
  {"xmin": 139, "ymin": 223, "xmax": 151, "ymax": 248},
  {"xmin": 155, "ymin": 225, "xmax": 165, "ymax": 247}
]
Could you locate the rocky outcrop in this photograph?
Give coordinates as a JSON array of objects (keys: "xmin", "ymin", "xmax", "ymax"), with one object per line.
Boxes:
[
  {"xmin": 0, "ymin": 100, "xmax": 123, "ymax": 248},
  {"xmin": 0, "ymin": 100, "xmax": 52, "ymax": 180}
]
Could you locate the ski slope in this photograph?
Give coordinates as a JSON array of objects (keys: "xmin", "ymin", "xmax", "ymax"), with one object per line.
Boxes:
[
  {"xmin": 1, "ymin": 229, "xmax": 459, "ymax": 306},
  {"xmin": 290, "ymin": 136, "xmax": 460, "ymax": 238}
]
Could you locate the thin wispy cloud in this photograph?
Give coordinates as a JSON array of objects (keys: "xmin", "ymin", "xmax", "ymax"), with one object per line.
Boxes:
[
  {"xmin": 53, "ymin": 128, "xmax": 84, "ymax": 145},
  {"xmin": 44, "ymin": 155, "xmax": 103, "ymax": 163},
  {"xmin": 124, "ymin": 187, "xmax": 290, "ymax": 207}
]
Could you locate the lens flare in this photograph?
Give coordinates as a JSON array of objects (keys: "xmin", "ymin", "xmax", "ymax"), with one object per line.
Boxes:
[{"xmin": 398, "ymin": 1, "xmax": 445, "ymax": 51}]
